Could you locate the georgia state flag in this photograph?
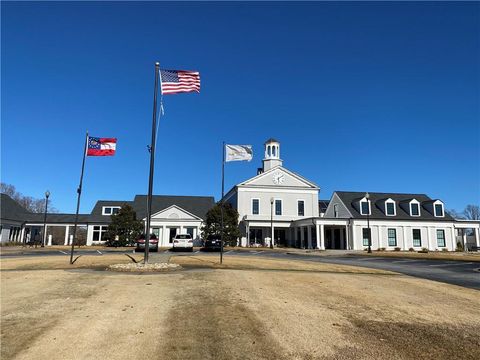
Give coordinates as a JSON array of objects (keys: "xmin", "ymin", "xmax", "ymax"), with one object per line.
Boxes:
[{"xmin": 87, "ymin": 137, "xmax": 117, "ymax": 156}]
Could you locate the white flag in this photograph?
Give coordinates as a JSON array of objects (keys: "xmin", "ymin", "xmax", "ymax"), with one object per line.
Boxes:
[{"xmin": 225, "ymin": 144, "xmax": 253, "ymax": 162}]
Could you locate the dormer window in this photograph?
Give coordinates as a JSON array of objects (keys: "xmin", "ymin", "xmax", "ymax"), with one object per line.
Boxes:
[
  {"xmin": 102, "ymin": 206, "xmax": 121, "ymax": 215},
  {"xmin": 410, "ymin": 201, "xmax": 420, "ymax": 216},
  {"xmin": 385, "ymin": 199, "xmax": 396, "ymax": 216},
  {"xmin": 360, "ymin": 200, "xmax": 371, "ymax": 215},
  {"xmin": 434, "ymin": 202, "xmax": 444, "ymax": 217}
]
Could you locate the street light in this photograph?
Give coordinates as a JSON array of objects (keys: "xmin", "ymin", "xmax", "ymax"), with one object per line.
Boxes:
[
  {"xmin": 365, "ymin": 192, "xmax": 371, "ymax": 253},
  {"xmin": 42, "ymin": 190, "xmax": 50, "ymax": 247},
  {"xmin": 270, "ymin": 197, "xmax": 274, "ymax": 249}
]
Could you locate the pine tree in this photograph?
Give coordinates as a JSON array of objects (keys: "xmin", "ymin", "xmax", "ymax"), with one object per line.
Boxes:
[
  {"xmin": 105, "ymin": 205, "xmax": 143, "ymax": 247},
  {"xmin": 201, "ymin": 202, "xmax": 241, "ymax": 246}
]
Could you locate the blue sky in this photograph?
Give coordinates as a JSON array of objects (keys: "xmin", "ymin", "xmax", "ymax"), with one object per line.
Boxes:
[{"xmin": 2, "ymin": 2, "xmax": 479, "ymax": 213}]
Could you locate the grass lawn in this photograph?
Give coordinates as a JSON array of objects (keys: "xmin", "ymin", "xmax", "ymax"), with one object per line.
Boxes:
[{"xmin": 1, "ymin": 254, "xmax": 479, "ymax": 360}]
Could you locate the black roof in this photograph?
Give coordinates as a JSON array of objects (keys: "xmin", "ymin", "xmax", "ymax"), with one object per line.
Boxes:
[
  {"xmin": 318, "ymin": 200, "xmax": 330, "ymax": 213},
  {"xmin": 334, "ymin": 191, "xmax": 454, "ymax": 221},
  {"xmin": 0, "ymin": 194, "xmax": 30, "ymax": 222},
  {"xmin": 131, "ymin": 195, "xmax": 215, "ymax": 220},
  {"xmin": 264, "ymin": 138, "xmax": 279, "ymax": 144},
  {"xmin": 24, "ymin": 213, "xmax": 107, "ymax": 224},
  {"xmin": 90, "ymin": 200, "xmax": 134, "ymax": 216}
]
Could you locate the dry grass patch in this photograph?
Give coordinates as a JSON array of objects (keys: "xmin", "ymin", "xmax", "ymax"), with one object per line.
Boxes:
[
  {"xmin": 171, "ymin": 254, "xmax": 395, "ymax": 274},
  {"xmin": 0, "ymin": 253, "xmax": 143, "ymax": 271}
]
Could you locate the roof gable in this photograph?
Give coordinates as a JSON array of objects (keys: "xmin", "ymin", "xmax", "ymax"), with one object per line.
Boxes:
[
  {"xmin": 150, "ymin": 205, "xmax": 202, "ymax": 221},
  {"xmin": 133, "ymin": 195, "xmax": 215, "ymax": 220},
  {"xmin": 239, "ymin": 166, "xmax": 319, "ymax": 189}
]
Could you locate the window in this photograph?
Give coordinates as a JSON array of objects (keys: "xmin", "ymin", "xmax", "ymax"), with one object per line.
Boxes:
[
  {"xmin": 410, "ymin": 203, "xmax": 420, "ymax": 216},
  {"xmin": 92, "ymin": 225, "xmax": 108, "ymax": 241},
  {"xmin": 275, "ymin": 199, "xmax": 282, "ymax": 215},
  {"xmin": 412, "ymin": 229, "xmax": 421, "ymax": 247},
  {"xmin": 360, "ymin": 201, "xmax": 370, "ymax": 215},
  {"xmin": 388, "ymin": 228, "xmax": 397, "ymax": 246},
  {"xmin": 386, "ymin": 202, "xmax": 395, "ymax": 216},
  {"xmin": 362, "ymin": 228, "xmax": 371, "ymax": 246},
  {"xmin": 252, "ymin": 199, "xmax": 259, "ymax": 215},
  {"xmin": 102, "ymin": 206, "xmax": 121, "ymax": 215},
  {"xmin": 437, "ymin": 229, "xmax": 446, "ymax": 247},
  {"xmin": 297, "ymin": 200, "xmax": 305, "ymax": 216},
  {"xmin": 186, "ymin": 227, "xmax": 195, "ymax": 238},
  {"xmin": 333, "ymin": 204, "xmax": 338, "ymax": 218},
  {"xmin": 434, "ymin": 204, "xmax": 444, "ymax": 217}
]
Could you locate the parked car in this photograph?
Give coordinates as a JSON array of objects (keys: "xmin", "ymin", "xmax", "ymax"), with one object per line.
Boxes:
[
  {"xmin": 172, "ymin": 234, "xmax": 193, "ymax": 251},
  {"xmin": 135, "ymin": 234, "xmax": 159, "ymax": 252},
  {"xmin": 203, "ymin": 235, "xmax": 222, "ymax": 251}
]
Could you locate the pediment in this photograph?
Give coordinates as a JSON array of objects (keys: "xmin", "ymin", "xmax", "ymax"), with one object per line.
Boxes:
[
  {"xmin": 149, "ymin": 205, "xmax": 201, "ymax": 220},
  {"xmin": 239, "ymin": 166, "xmax": 318, "ymax": 189}
]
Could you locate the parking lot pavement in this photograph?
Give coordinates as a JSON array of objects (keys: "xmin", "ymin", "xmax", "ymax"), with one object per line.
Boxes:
[{"xmin": 195, "ymin": 250, "xmax": 479, "ymax": 289}]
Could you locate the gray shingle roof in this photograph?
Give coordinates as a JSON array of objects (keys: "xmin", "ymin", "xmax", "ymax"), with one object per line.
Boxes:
[
  {"xmin": 1, "ymin": 194, "xmax": 31, "ymax": 222},
  {"xmin": 24, "ymin": 213, "xmax": 107, "ymax": 224},
  {"xmin": 334, "ymin": 191, "xmax": 454, "ymax": 221},
  {"xmin": 318, "ymin": 200, "xmax": 330, "ymax": 213},
  {"xmin": 131, "ymin": 195, "xmax": 215, "ymax": 220},
  {"xmin": 264, "ymin": 138, "xmax": 280, "ymax": 144}
]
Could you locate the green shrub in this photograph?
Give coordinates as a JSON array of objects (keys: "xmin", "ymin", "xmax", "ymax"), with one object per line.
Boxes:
[
  {"xmin": 394, "ymin": 247, "xmax": 401, "ymax": 252},
  {"xmin": 441, "ymin": 248, "xmax": 449, "ymax": 252},
  {"xmin": 408, "ymin": 247, "xmax": 414, "ymax": 252}
]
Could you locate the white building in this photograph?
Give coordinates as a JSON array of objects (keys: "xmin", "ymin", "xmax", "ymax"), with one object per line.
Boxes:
[
  {"xmin": 223, "ymin": 139, "xmax": 480, "ymax": 251},
  {"xmin": 1, "ymin": 138, "xmax": 479, "ymax": 251},
  {"xmin": 0, "ymin": 194, "xmax": 214, "ymax": 247}
]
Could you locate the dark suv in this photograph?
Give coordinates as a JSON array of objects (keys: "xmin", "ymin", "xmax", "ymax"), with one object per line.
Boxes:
[{"xmin": 203, "ymin": 235, "xmax": 222, "ymax": 251}]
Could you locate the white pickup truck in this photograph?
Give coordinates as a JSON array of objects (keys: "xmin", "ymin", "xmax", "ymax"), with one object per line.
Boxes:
[{"xmin": 172, "ymin": 234, "xmax": 194, "ymax": 251}]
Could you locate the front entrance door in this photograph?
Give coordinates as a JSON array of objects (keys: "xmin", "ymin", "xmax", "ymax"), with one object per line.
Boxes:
[
  {"xmin": 169, "ymin": 228, "xmax": 178, "ymax": 243},
  {"xmin": 249, "ymin": 228, "xmax": 263, "ymax": 246}
]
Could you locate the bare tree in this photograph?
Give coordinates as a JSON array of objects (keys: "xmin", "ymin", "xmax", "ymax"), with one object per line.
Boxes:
[
  {"xmin": 463, "ymin": 205, "xmax": 480, "ymax": 220},
  {"xmin": 1, "ymin": 182, "xmax": 58, "ymax": 213},
  {"xmin": 446, "ymin": 209, "xmax": 464, "ymax": 220}
]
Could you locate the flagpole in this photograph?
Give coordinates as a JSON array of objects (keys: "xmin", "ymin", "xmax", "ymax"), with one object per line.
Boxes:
[
  {"xmin": 70, "ymin": 131, "xmax": 89, "ymax": 264},
  {"xmin": 144, "ymin": 62, "xmax": 160, "ymax": 264},
  {"xmin": 220, "ymin": 141, "xmax": 225, "ymax": 264}
]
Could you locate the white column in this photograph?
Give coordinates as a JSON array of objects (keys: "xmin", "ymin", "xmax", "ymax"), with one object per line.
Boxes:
[
  {"xmin": 474, "ymin": 227, "xmax": 480, "ymax": 248},
  {"xmin": 463, "ymin": 230, "xmax": 467, "ymax": 252},
  {"xmin": 162, "ymin": 225, "xmax": 166, "ymax": 246},
  {"xmin": 403, "ymin": 227, "xmax": 408, "ymax": 250},
  {"xmin": 345, "ymin": 225, "xmax": 350, "ymax": 250},
  {"xmin": 428, "ymin": 227, "xmax": 434, "ymax": 250},
  {"xmin": 47, "ymin": 234, "xmax": 52, "ymax": 246},
  {"xmin": 20, "ymin": 227, "xmax": 25, "ymax": 244},
  {"xmin": 246, "ymin": 222, "xmax": 250, "ymax": 247},
  {"xmin": 315, "ymin": 224, "xmax": 320, "ymax": 249},
  {"xmin": 180, "ymin": 226, "xmax": 184, "ymax": 234},
  {"xmin": 271, "ymin": 223, "xmax": 275, "ymax": 247},
  {"xmin": 319, "ymin": 224, "xmax": 325, "ymax": 250},
  {"xmin": 307, "ymin": 226, "xmax": 312, "ymax": 249},
  {"xmin": 451, "ymin": 227, "xmax": 456, "ymax": 251},
  {"xmin": 377, "ymin": 226, "xmax": 382, "ymax": 249},
  {"xmin": 64, "ymin": 226, "xmax": 70, "ymax": 245}
]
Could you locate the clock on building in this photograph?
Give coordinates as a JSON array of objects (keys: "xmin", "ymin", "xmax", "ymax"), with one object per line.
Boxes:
[{"xmin": 272, "ymin": 171, "xmax": 285, "ymax": 185}]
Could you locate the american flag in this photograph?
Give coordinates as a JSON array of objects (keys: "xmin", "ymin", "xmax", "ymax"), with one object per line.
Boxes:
[{"xmin": 160, "ymin": 69, "xmax": 200, "ymax": 95}]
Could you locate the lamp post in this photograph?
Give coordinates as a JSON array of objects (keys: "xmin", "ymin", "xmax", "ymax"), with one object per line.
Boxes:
[
  {"xmin": 42, "ymin": 190, "xmax": 50, "ymax": 247},
  {"xmin": 270, "ymin": 197, "xmax": 274, "ymax": 249},
  {"xmin": 365, "ymin": 192, "xmax": 371, "ymax": 253}
]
